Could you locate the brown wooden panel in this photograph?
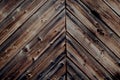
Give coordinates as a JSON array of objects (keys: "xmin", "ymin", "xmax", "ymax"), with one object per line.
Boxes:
[
  {"xmin": 0, "ymin": 0, "xmax": 120, "ymax": 80},
  {"xmin": 0, "ymin": 0, "xmax": 66, "ymax": 80},
  {"xmin": 66, "ymin": 0, "xmax": 120, "ymax": 80}
]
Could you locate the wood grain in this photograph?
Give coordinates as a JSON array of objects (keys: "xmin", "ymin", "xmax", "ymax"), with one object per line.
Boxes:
[{"xmin": 0, "ymin": 0, "xmax": 120, "ymax": 80}]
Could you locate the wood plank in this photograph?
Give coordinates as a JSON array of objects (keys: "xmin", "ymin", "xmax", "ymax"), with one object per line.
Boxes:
[
  {"xmin": 103, "ymin": 0, "xmax": 120, "ymax": 16},
  {"xmin": 80, "ymin": 0, "xmax": 120, "ymax": 37},
  {"xmin": 0, "ymin": 0, "xmax": 48, "ymax": 47},
  {"xmin": 66, "ymin": 0, "xmax": 120, "ymax": 61},
  {"xmin": 66, "ymin": 12, "xmax": 120, "ymax": 79},
  {"xmin": 0, "ymin": 9, "xmax": 65, "ymax": 80}
]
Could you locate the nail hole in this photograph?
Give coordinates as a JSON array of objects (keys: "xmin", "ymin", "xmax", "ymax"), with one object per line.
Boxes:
[{"xmin": 37, "ymin": 37, "xmax": 42, "ymax": 41}]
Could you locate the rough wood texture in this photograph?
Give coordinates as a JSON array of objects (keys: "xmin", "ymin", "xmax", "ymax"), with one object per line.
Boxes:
[{"xmin": 0, "ymin": 0, "xmax": 120, "ymax": 80}]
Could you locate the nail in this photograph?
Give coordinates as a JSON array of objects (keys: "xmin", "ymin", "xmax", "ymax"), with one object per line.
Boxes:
[
  {"xmin": 38, "ymin": 36, "xmax": 42, "ymax": 41},
  {"xmin": 12, "ymin": 16, "xmax": 15, "ymax": 20},
  {"xmin": 109, "ymin": 32, "xmax": 113, "ymax": 37},
  {"xmin": 101, "ymin": 49, "xmax": 104, "ymax": 54},
  {"xmin": 16, "ymin": 8, "xmax": 20, "ymax": 12},
  {"xmin": 27, "ymin": 73, "xmax": 32, "ymax": 78},
  {"xmin": 24, "ymin": 10, "xmax": 27, "ymax": 13}
]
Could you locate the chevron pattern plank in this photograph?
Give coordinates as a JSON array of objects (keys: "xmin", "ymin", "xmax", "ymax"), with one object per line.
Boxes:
[
  {"xmin": 0, "ymin": 0, "xmax": 120, "ymax": 80},
  {"xmin": 0, "ymin": 0, "xmax": 66, "ymax": 80},
  {"xmin": 66, "ymin": 0, "xmax": 120, "ymax": 80}
]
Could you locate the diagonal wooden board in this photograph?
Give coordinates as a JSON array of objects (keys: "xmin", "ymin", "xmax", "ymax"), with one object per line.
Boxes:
[{"xmin": 0, "ymin": 0, "xmax": 120, "ymax": 80}]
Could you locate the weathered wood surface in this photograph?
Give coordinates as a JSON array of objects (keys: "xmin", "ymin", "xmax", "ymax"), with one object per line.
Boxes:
[{"xmin": 0, "ymin": 0, "xmax": 120, "ymax": 80}]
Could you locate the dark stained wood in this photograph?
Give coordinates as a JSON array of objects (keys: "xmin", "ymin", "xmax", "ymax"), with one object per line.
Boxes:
[
  {"xmin": 0, "ymin": 0, "xmax": 66, "ymax": 80},
  {"xmin": 66, "ymin": 0, "xmax": 120, "ymax": 80},
  {"xmin": 0, "ymin": 0, "xmax": 120, "ymax": 80}
]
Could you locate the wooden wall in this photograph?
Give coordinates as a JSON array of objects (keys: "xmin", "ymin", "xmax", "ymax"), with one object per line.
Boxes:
[{"xmin": 0, "ymin": 0, "xmax": 120, "ymax": 80}]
